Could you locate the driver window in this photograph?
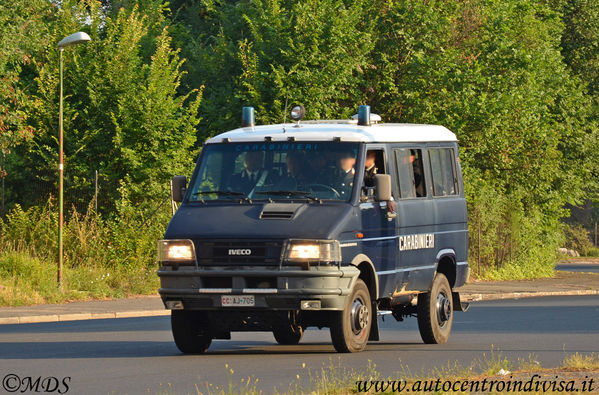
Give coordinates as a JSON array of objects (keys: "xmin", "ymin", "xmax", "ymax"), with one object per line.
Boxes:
[{"xmin": 363, "ymin": 149, "xmax": 386, "ymax": 189}]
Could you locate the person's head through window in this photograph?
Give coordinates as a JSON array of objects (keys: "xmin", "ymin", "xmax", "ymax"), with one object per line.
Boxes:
[
  {"xmin": 244, "ymin": 151, "xmax": 264, "ymax": 173},
  {"xmin": 408, "ymin": 149, "xmax": 423, "ymax": 196},
  {"xmin": 365, "ymin": 151, "xmax": 376, "ymax": 171},
  {"xmin": 364, "ymin": 150, "xmax": 378, "ymax": 188},
  {"xmin": 339, "ymin": 150, "xmax": 356, "ymax": 173},
  {"xmin": 286, "ymin": 152, "xmax": 305, "ymax": 179},
  {"xmin": 311, "ymin": 153, "xmax": 327, "ymax": 173},
  {"xmin": 400, "ymin": 149, "xmax": 417, "ymax": 167}
]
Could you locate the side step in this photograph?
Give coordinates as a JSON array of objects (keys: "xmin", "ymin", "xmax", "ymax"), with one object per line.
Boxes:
[{"xmin": 452, "ymin": 292, "xmax": 470, "ymax": 312}]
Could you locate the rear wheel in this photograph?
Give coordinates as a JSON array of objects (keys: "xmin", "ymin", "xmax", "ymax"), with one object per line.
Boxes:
[
  {"xmin": 330, "ymin": 279, "xmax": 372, "ymax": 353},
  {"xmin": 417, "ymin": 273, "xmax": 453, "ymax": 344},
  {"xmin": 171, "ymin": 310, "xmax": 212, "ymax": 354}
]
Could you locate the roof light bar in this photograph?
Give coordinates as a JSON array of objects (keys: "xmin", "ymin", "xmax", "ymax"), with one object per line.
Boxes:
[
  {"xmin": 242, "ymin": 106, "xmax": 255, "ymax": 128},
  {"xmin": 357, "ymin": 105, "xmax": 371, "ymax": 126}
]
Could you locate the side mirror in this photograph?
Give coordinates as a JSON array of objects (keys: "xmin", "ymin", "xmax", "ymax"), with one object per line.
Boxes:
[
  {"xmin": 171, "ymin": 176, "xmax": 187, "ymax": 202},
  {"xmin": 374, "ymin": 174, "xmax": 392, "ymax": 202}
]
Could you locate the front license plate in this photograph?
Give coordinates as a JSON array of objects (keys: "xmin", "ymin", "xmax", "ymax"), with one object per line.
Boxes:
[{"xmin": 221, "ymin": 295, "xmax": 255, "ymax": 307}]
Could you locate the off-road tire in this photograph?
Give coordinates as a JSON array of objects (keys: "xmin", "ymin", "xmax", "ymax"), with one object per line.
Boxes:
[
  {"xmin": 417, "ymin": 273, "xmax": 453, "ymax": 344},
  {"xmin": 171, "ymin": 310, "xmax": 212, "ymax": 354},
  {"xmin": 330, "ymin": 279, "xmax": 372, "ymax": 353}
]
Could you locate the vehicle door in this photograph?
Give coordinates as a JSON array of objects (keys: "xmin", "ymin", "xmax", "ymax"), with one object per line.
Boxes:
[
  {"xmin": 392, "ymin": 146, "xmax": 436, "ymax": 292},
  {"xmin": 358, "ymin": 145, "xmax": 398, "ymax": 297},
  {"xmin": 426, "ymin": 144, "xmax": 468, "ymax": 273}
]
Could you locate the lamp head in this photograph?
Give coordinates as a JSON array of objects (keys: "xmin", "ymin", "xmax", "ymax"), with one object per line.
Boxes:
[
  {"xmin": 290, "ymin": 105, "xmax": 306, "ymax": 122},
  {"xmin": 57, "ymin": 32, "xmax": 91, "ymax": 49}
]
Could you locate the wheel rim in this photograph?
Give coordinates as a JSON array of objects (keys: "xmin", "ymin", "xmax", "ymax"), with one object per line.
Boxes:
[
  {"xmin": 436, "ymin": 291, "xmax": 451, "ymax": 328},
  {"xmin": 350, "ymin": 296, "xmax": 369, "ymax": 335}
]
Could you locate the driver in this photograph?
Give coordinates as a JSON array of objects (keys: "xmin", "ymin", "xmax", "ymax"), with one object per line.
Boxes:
[
  {"xmin": 335, "ymin": 149, "xmax": 356, "ymax": 199},
  {"xmin": 309, "ymin": 152, "xmax": 334, "ymax": 185},
  {"xmin": 286, "ymin": 152, "xmax": 308, "ymax": 183},
  {"xmin": 230, "ymin": 151, "xmax": 269, "ymax": 194}
]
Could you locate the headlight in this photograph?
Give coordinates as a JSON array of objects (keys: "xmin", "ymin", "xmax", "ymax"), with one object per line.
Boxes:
[
  {"xmin": 157, "ymin": 239, "xmax": 196, "ymax": 265},
  {"xmin": 282, "ymin": 239, "xmax": 341, "ymax": 266}
]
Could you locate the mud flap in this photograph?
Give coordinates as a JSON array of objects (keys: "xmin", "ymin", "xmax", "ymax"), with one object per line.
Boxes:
[
  {"xmin": 369, "ymin": 301, "xmax": 380, "ymax": 341},
  {"xmin": 452, "ymin": 292, "xmax": 470, "ymax": 312}
]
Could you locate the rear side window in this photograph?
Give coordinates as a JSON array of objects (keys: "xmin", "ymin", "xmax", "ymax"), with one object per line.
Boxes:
[
  {"xmin": 394, "ymin": 148, "xmax": 426, "ymax": 198},
  {"xmin": 429, "ymin": 148, "xmax": 458, "ymax": 196}
]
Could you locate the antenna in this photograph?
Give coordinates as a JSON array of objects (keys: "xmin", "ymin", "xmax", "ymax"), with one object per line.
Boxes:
[{"xmin": 283, "ymin": 96, "xmax": 289, "ymax": 125}]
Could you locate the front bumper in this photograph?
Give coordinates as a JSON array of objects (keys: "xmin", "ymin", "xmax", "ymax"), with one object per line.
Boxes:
[{"xmin": 158, "ymin": 265, "xmax": 361, "ymax": 311}]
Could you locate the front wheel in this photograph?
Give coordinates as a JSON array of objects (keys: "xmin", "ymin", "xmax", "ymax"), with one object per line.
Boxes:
[
  {"xmin": 417, "ymin": 272, "xmax": 453, "ymax": 344},
  {"xmin": 330, "ymin": 279, "xmax": 372, "ymax": 353},
  {"xmin": 171, "ymin": 310, "xmax": 212, "ymax": 354}
]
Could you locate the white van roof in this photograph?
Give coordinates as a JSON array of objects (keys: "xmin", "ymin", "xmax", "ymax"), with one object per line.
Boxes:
[{"xmin": 205, "ymin": 122, "xmax": 457, "ymax": 144}]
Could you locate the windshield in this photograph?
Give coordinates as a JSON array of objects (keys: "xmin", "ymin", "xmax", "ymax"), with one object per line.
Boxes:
[{"xmin": 188, "ymin": 141, "xmax": 360, "ymax": 202}]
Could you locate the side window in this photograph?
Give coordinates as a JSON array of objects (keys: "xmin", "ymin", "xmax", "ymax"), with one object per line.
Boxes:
[
  {"xmin": 363, "ymin": 149, "xmax": 387, "ymax": 189},
  {"xmin": 429, "ymin": 148, "xmax": 458, "ymax": 197},
  {"xmin": 394, "ymin": 148, "xmax": 426, "ymax": 198}
]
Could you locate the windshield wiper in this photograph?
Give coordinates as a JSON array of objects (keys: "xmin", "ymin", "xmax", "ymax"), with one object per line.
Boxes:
[
  {"xmin": 191, "ymin": 190, "xmax": 244, "ymax": 197},
  {"xmin": 255, "ymin": 190, "xmax": 321, "ymax": 202}
]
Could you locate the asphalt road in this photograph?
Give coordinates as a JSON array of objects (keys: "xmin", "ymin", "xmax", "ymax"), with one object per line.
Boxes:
[
  {"xmin": 0, "ymin": 295, "xmax": 597, "ymax": 394},
  {"xmin": 556, "ymin": 262, "xmax": 599, "ymax": 273}
]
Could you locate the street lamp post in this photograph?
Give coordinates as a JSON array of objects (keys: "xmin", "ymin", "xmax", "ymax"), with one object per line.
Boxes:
[{"xmin": 57, "ymin": 32, "xmax": 91, "ymax": 287}]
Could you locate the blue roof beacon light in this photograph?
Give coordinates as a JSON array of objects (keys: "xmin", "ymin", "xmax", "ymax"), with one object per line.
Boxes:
[
  {"xmin": 242, "ymin": 106, "xmax": 255, "ymax": 128},
  {"xmin": 357, "ymin": 105, "xmax": 371, "ymax": 126}
]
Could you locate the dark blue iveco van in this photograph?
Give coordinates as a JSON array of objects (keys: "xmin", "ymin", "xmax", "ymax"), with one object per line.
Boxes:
[{"xmin": 158, "ymin": 105, "xmax": 469, "ymax": 353}]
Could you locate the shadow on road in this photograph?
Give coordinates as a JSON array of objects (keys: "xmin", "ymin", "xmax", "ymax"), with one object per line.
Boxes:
[
  {"xmin": 0, "ymin": 340, "xmax": 179, "ymax": 359},
  {"xmin": 0, "ymin": 340, "xmax": 419, "ymax": 359},
  {"xmin": 0, "ymin": 336, "xmax": 597, "ymax": 359},
  {"xmin": 0, "ymin": 296, "xmax": 597, "ymax": 360},
  {"xmin": 0, "ymin": 316, "xmax": 170, "ymax": 335}
]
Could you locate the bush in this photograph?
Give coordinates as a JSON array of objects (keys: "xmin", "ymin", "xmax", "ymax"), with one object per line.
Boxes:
[
  {"xmin": 466, "ymin": 174, "xmax": 560, "ymax": 280},
  {"xmin": 0, "ymin": 252, "xmax": 59, "ymax": 305},
  {"xmin": 586, "ymin": 247, "xmax": 599, "ymax": 257},
  {"xmin": 0, "ymin": 196, "xmax": 166, "ymax": 306},
  {"xmin": 563, "ymin": 224, "xmax": 593, "ymax": 256}
]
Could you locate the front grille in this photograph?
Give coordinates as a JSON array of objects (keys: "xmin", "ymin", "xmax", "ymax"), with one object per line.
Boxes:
[{"xmin": 194, "ymin": 239, "xmax": 283, "ymax": 266}]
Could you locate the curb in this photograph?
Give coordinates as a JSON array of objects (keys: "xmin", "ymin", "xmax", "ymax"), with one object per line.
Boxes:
[
  {"xmin": 0, "ymin": 290, "xmax": 597, "ymax": 325},
  {"xmin": 0, "ymin": 309, "xmax": 169, "ymax": 325},
  {"xmin": 461, "ymin": 289, "xmax": 599, "ymax": 302}
]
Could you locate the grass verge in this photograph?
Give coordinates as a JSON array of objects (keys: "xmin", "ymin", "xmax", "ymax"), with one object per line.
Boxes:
[
  {"xmin": 0, "ymin": 250, "xmax": 158, "ymax": 306},
  {"xmin": 156, "ymin": 351, "xmax": 599, "ymax": 395},
  {"xmin": 0, "ymin": 200, "xmax": 165, "ymax": 306}
]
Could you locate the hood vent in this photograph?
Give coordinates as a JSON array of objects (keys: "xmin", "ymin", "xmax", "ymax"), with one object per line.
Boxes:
[
  {"xmin": 260, "ymin": 203, "xmax": 303, "ymax": 220},
  {"xmin": 261, "ymin": 211, "xmax": 295, "ymax": 219}
]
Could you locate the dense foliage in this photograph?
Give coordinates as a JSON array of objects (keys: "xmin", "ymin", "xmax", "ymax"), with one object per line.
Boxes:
[
  {"xmin": 3, "ymin": 0, "xmax": 201, "ymax": 212},
  {"xmin": 0, "ymin": 0, "xmax": 598, "ymax": 293}
]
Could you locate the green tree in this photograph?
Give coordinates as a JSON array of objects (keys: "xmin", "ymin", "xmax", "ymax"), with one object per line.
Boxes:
[
  {"xmin": 365, "ymin": 0, "xmax": 597, "ymax": 274},
  {"xmin": 6, "ymin": 1, "xmax": 201, "ymax": 213},
  {"xmin": 171, "ymin": 0, "xmax": 373, "ymax": 138},
  {"xmin": 550, "ymin": 0, "xmax": 599, "ymax": 96},
  {"xmin": 0, "ymin": 0, "xmax": 51, "ymax": 193}
]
